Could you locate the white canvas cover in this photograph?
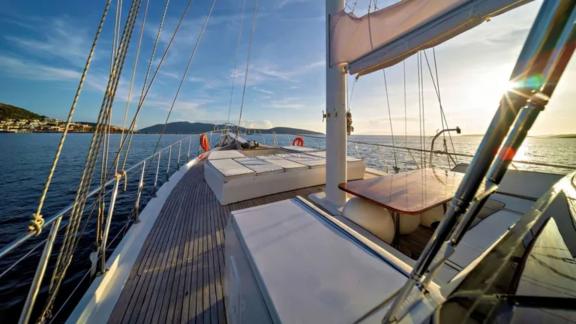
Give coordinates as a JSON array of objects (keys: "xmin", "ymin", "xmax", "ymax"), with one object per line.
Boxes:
[{"xmin": 331, "ymin": 0, "xmax": 527, "ymax": 75}]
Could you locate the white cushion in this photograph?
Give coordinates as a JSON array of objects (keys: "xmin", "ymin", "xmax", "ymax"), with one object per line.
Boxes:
[
  {"xmin": 208, "ymin": 150, "xmax": 246, "ymax": 160},
  {"xmin": 343, "ymin": 197, "xmax": 395, "ymax": 244},
  {"xmin": 282, "ymin": 145, "xmax": 318, "ymax": 152},
  {"xmin": 420, "ymin": 205, "xmax": 445, "ymax": 228},
  {"xmin": 235, "ymin": 157, "xmax": 284, "ymax": 175},
  {"xmin": 278, "ymin": 153, "xmax": 326, "ymax": 168},
  {"xmin": 257, "ymin": 155, "xmax": 307, "ymax": 171},
  {"xmin": 398, "ymin": 214, "xmax": 421, "ymax": 234},
  {"xmin": 306, "ymin": 151, "xmax": 361, "ymax": 162},
  {"xmin": 208, "ymin": 159, "xmax": 254, "ymax": 178}
]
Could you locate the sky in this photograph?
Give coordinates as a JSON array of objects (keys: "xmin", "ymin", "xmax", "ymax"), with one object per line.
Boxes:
[{"xmin": 0, "ymin": 0, "xmax": 574, "ymax": 135}]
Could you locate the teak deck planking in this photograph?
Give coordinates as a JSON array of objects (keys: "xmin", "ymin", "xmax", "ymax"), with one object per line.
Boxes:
[{"xmin": 109, "ymin": 162, "xmax": 323, "ymax": 324}]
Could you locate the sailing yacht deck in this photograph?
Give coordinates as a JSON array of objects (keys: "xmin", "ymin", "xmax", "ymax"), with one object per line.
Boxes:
[{"xmin": 108, "ymin": 162, "xmax": 324, "ymax": 323}]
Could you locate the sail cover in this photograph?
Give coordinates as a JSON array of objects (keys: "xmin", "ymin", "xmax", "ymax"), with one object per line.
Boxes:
[{"xmin": 331, "ymin": 0, "xmax": 530, "ymax": 75}]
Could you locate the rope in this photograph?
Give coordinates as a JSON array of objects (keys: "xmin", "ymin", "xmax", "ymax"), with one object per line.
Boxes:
[
  {"xmin": 226, "ymin": 0, "xmax": 247, "ymax": 126},
  {"xmin": 119, "ymin": 0, "xmax": 172, "ymax": 172},
  {"xmin": 237, "ymin": 0, "xmax": 261, "ymax": 135},
  {"xmin": 27, "ymin": 0, "xmax": 113, "ymax": 236},
  {"xmin": 116, "ymin": 0, "xmax": 193, "ymax": 173},
  {"xmin": 423, "ymin": 49, "xmax": 458, "ymax": 165},
  {"xmin": 152, "ymin": 0, "xmax": 218, "ymax": 155},
  {"xmin": 382, "ymin": 69, "xmax": 399, "ymax": 172},
  {"xmin": 38, "ymin": 0, "xmax": 142, "ymax": 320},
  {"xmin": 118, "ymin": 0, "xmax": 151, "ymax": 151},
  {"xmin": 417, "ymin": 52, "xmax": 425, "ymax": 167}
]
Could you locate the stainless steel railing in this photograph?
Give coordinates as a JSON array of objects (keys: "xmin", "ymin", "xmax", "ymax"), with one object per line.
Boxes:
[
  {"xmin": 295, "ymin": 134, "xmax": 576, "ymax": 173},
  {"xmin": 0, "ymin": 134, "xmax": 204, "ymax": 322}
]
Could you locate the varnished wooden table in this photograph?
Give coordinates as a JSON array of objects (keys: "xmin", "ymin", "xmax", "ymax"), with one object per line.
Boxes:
[{"xmin": 339, "ymin": 168, "xmax": 464, "ymax": 244}]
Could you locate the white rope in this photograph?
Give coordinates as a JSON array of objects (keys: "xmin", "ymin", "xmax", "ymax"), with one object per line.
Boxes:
[
  {"xmin": 226, "ymin": 0, "xmax": 247, "ymax": 126},
  {"xmin": 382, "ymin": 69, "xmax": 399, "ymax": 171},
  {"xmin": 237, "ymin": 0, "xmax": 261, "ymax": 135},
  {"xmin": 116, "ymin": 0, "xmax": 193, "ymax": 172},
  {"xmin": 118, "ymin": 0, "xmax": 151, "ymax": 153},
  {"xmin": 153, "ymin": 0, "xmax": 218, "ymax": 154},
  {"xmin": 119, "ymin": 0, "xmax": 172, "ymax": 171},
  {"xmin": 28, "ymin": 0, "xmax": 113, "ymax": 236},
  {"xmin": 38, "ymin": 0, "xmax": 142, "ymax": 320}
]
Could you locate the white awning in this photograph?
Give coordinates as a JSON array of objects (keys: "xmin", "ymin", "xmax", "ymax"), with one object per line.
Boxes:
[{"xmin": 330, "ymin": 0, "xmax": 530, "ymax": 75}]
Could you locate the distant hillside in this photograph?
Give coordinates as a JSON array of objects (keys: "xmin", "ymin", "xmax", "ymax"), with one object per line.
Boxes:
[
  {"xmin": 0, "ymin": 102, "xmax": 45, "ymax": 120},
  {"xmin": 540, "ymin": 134, "xmax": 576, "ymax": 139},
  {"xmin": 138, "ymin": 122, "xmax": 322, "ymax": 135}
]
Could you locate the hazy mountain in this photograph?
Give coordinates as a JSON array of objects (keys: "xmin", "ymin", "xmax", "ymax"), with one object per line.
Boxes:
[{"xmin": 138, "ymin": 121, "xmax": 323, "ymax": 135}]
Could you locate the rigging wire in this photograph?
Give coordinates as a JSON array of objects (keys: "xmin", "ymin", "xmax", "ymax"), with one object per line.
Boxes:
[
  {"xmin": 402, "ymin": 59, "xmax": 419, "ymax": 168},
  {"xmin": 236, "ymin": 0, "xmax": 261, "ymax": 135},
  {"xmin": 152, "ymin": 0, "xmax": 218, "ymax": 155},
  {"xmin": 382, "ymin": 69, "xmax": 399, "ymax": 172},
  {"xmin": 423, "ymin": 49, "xmax": 458, "ymax": 166},
  {"xmin": 226, "ymin": 0, "xmax": 247, "ymax": 126},
  {"xmin": 114, "ymin": 0, "xmax": 194, "ymax": 172},
  {"xmin": 119, "ymin": 0, "xmax": 172, "ymax": 172},
  {"xmin": 27, "ymin": 0, "xmax": 113, "ymax": 236},
  {"xmin": 98, "ymin": 0, "xmax": 125, "ymax": 258},
  {"xmin": 38, "ymin": 0, "xmax": 142, "ymax": 320},
  {"xmin": 118, "ymin": 0, "xmax": 151, "ymax": 149},
  {"xmin": 417, "ymin": 52, "xmax": 424, "ymax": 167}
]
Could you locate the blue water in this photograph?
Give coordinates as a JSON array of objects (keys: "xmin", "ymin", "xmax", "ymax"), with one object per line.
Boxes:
[{"xmin": 0, "ymin": 132, "xmax": 574, "ymax": 321}]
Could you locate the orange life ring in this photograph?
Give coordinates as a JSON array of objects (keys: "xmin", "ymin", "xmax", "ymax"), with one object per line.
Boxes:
[
  {"xmin": 200, "ymin": 133, "xmax": 211, "ymax": 152},
  {"xmin": 292, "ymin": 136, "xmax": 304, "ymax": 147}
]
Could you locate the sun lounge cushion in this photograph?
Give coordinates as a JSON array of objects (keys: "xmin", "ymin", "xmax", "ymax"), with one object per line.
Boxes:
[
  {"xmin": 278, "ymin": 153, "xmax": 326, "ymax": 168},
  {"xmin": 234, "ymin": 157, "xmax": 284, "ymax": 175},
  {"xmin": 282, "ymin": 145, "xmax": 318, "ymax": 152},
  {"xmin": 257, "ymin": 155, "xmax": 307, "ymax": 171},
  {"xmin": 208, "ymin": 150, "xmax": 246, "ymax": 160},
  {"xmin": 306, "ymin": 151, "xmax": 362, "ymax": 162},
  {"xmin": 208, "ymin": 159, "xmax": 254, "ymax": 178}
]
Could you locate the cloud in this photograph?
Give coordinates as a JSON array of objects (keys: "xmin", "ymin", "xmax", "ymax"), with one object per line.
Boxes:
[
  {"xmin": 277, "ymin": 0, "xmax": 309, "ymax": 9},
  {"xmin": 240, "ymin": 119, "xmax": 273, "ymax": 129},
  {"xmin": 229, "ymin": 60, "xmax": 323, "ymax": 85},
  {"xmin": 5, "ymin": 16, "xmax": 100, "ymax": 67},
  {"xmin": 0, "ymin": 54, "xmax": 80, "ymax": 81},
  {"xmin": 268, "ymin": 97, "xmax": 307, "ymax": 110}
]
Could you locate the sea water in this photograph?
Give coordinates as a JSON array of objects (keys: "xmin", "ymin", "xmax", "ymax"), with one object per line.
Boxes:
[{"xmin": 0, "ymin": 132, "xmax": 574, "ymax": 320}]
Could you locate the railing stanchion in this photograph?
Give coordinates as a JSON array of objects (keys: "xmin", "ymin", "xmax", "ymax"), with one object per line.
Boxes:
[
  {"xmin": 133, "ymin": 160, "xmax": 146, "ymax": 223},
  {"xmin": 154, "ymin": 151, "xmax": 161, "ymax": 190},
  {"xmin": 187, "ymin": 135, "xmax": 192, "ymax": 160},
  {"xmin": 100, "ymin": 175, "xmax": 121, "ymax": 272},
  {"xmin": 177, "ymin": 140, "xmax": 182, "ymax": 167},
  {"xmin": 19, "ymin": 216, "xmax": 62, "ymax": 324},
  {"xmin": 167, "ymin": 145, "xmax": 172, "ymax": 176}
]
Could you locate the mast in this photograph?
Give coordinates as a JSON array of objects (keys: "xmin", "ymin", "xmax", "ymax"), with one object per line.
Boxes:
[{"xmin": 325, "ymin": 0, "xmax": 347, "ymax": 208}]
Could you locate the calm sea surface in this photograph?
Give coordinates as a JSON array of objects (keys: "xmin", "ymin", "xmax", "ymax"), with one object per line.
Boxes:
[{"xmin": 0, "ymin": 133, "xmax": 574, "ymax": 320}]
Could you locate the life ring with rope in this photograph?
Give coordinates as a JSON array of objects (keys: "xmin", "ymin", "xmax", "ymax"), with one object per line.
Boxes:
[
  {"xmin": 292, "ymin": 136, "xmax": 304, "ymax": 147},
  {"xmin": 200, "ymin": 133, "xmax": 211, "ymax": 152}
]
